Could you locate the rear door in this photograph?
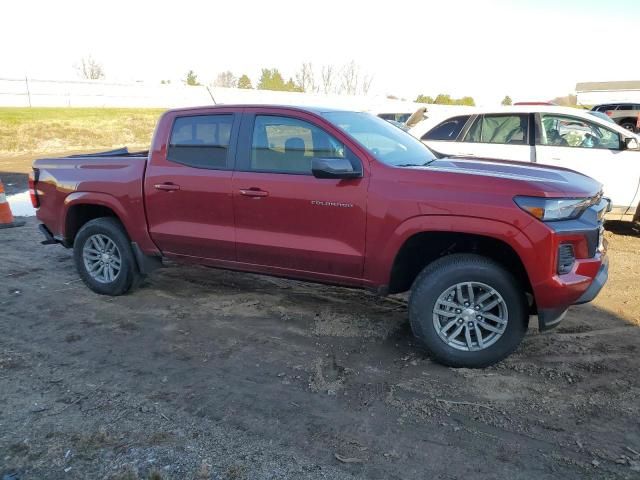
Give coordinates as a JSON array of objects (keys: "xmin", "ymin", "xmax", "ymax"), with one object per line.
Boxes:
[
  {"xmin": 534, "ymin": 113, "xmax": 640, "ymax": 215},
  {"xmin": 144, "ymin": 109, "xmax": 240, "ymax": 259},
  {"xmin": 231, "ymin": 108, "xmax": 368, "ymax": 279},
  {"xmin": 455, "ymin": 113, "xmax": 535, "ymax": 162}
]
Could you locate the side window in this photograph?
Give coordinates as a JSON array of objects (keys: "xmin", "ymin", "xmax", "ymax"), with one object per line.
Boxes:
[
  {"xmin": 423, "ymin": 116, "xmax": 470, "ymax": 141},
  {"xmin": 168, "ymin": 115, "xmax": 233, "ymax": 169},
  {"xmin": 250, "ymin": 115, "xmax": 347, "ymax": 174},
  {"xmin": 463, "ymin": 115, "xmax": 528, "ymax": 144},
  {"xmin": 378, "ymin": 113, "xmax": 411, "ymax": 123},
  {"xmin": 539, "ymin": 115, "xmax": 621, "ymax": 150}
]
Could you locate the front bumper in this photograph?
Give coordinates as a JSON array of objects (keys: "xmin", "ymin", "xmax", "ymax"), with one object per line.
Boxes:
[
  {"xmin": 537, "ymin": 250, "xmax": 609, "ymax": 331},
  {"xmin": 575, "ymin": 255, "xmax": 609, "ymax": 304},
  {"xmin": 535, "ymin": 196, "xmax": 609, "ymax": 331}
]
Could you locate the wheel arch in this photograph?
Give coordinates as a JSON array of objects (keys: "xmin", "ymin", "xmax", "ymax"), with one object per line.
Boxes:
[
  {"xmin": 61, "ymin": 193, "xmax": 128, "ymax": 246},
  {"xmin": 60, "ymin": 192, "xmax": 160, "ymax": 255},
  {"xmin": 373, "ymin": 216, "xmax": 537, "ymax": 311},
  {"xmin": 617, "ymin": 116, "xmax": 638, "ymax": 129}
]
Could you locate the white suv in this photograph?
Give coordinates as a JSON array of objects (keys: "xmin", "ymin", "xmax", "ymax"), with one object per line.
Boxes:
[{"xmin": 409, "ymin": 106, "xmax": 640, "ymax": 222}]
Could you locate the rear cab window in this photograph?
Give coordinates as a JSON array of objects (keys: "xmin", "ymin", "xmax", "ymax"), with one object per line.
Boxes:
[{"xmin": 168, "ymin": 114, "xmax": 235, "ymax": 169}]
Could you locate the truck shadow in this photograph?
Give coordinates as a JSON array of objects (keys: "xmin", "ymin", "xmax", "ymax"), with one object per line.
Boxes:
[{"xmin": 605, "ymin": 220, "xmax": 640, "ymax": 237}]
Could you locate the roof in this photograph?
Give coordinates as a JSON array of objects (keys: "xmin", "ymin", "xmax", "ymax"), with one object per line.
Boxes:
[
  {"xmin": 576, "ymin": 81, "xmax": 640, "ymax": 92},
  {"xmin": 165, "ymin": 104, "xmax": 359, "ymax": 115}
]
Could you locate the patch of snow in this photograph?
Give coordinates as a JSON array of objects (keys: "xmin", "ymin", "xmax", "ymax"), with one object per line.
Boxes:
[{"xmin": 7, "ymin": 191, "xmax": 36, "ymax": 217}]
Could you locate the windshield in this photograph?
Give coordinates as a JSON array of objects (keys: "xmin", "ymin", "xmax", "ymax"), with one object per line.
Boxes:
[{"xmin": 321, "ymin": 111, "xmax": 436, "ymax": 167}]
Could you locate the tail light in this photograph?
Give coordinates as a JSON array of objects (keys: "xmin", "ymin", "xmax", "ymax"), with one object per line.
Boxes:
[
  {"xmin": 605, "ymin": 110, "xmax": 613, "ymax": 117},
  {"xmin": 29, "ymin": 169, "xmax": 40, "ymax": 208}
]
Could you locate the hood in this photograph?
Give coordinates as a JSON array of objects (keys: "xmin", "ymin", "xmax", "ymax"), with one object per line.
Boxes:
[{"xmin": 420, "ymin": 157, "xmax": 602, "ymax": 197}]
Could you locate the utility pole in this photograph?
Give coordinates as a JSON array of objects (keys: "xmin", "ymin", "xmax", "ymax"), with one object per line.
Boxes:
[{"xmin": 24, "ymin": 75, "xmax": 32, "ymax": 107}]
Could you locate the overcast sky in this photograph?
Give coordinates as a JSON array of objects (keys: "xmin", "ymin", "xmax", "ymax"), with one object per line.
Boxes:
[{"xmin": 2, "ymin": 0, "xmax": 639, "ymax": 105}]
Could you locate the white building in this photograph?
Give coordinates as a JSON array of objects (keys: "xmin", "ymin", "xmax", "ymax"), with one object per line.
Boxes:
[{"xmin": 576, "ymin": 81, "xmax": 640, "ymax": 106}]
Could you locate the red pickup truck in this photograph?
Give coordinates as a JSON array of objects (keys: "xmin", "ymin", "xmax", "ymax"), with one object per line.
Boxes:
[{"xmin": 30, "ymin": 105, "xmax": 609, "ymax": 367}]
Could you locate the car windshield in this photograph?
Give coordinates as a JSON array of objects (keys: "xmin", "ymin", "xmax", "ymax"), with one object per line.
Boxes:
[{"xmin": 320, "ymin": 111, "xmax": 436, "ymax": 167}]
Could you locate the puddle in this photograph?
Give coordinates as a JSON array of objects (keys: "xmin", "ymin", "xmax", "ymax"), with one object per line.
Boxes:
[{"xmin": 6, "ymin": 191, "xmax": 36, "ymax": 217}]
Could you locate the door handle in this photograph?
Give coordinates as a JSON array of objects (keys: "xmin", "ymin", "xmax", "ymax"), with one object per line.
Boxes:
[
  {"xmin": 239, "ymin": 188, "xmax": 269, "ymax": 198},
  {"xmin": 154, "ymin": 183, "xmax": 180, "ymax": 191}
]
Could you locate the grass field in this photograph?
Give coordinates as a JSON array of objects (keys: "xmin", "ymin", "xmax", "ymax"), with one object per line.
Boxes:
[{"xmin": 0, "ymin": 107, "xmax": 165, "ymax": 154}]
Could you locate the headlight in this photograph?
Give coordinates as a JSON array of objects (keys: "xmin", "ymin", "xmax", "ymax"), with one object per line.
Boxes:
[{"xmin": 514, "ymin": 196, "xmax": 591, "ymax": 221}]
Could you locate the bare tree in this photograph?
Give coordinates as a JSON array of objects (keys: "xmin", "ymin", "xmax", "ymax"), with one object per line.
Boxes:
[
  {"xmin": 361, "ymin": 73, "xmax": 374, "ymax": 95},
  {"xmin": 75, "ymin": 55, "xmax": 105, "ymax": 80},
  {"xmin": 214, "ymin": 71, "xmax": 238, "ymax": 88},
  {"xmin": 320, "ymin": 65, "xmax": 335, "ymax": 94},
  {"xmin": 339, "ymin": 61, "xmax": 359, "ymax": 95},
  {"xmin": 336, "ymin": 61, "xmax": 373, "ymax": 95},
  {"xmin": 295, "ymin": 62, "xmax": 316, "ymax": 93}
]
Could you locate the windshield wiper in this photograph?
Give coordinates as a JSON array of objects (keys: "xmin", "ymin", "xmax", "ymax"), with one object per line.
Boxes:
[{"xmin": 395, "ymin": 159, "xmax": 437, "ymax": 168}]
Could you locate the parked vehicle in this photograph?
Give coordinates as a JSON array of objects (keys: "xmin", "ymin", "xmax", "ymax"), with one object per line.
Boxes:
[
  {"xmin": 410, "ymin": 106, "xmax": 640, "ymax": 222},
  {"xmin": 513, "ymin": 101, "xmax": 556, "ymax": 106},
  {"xmin": 31, "ymin": 105, "xmax": 609, "ymax": 368},
  {"xmin": 591, "ymin": 103, "xmax": 640, "ymax": 132}
]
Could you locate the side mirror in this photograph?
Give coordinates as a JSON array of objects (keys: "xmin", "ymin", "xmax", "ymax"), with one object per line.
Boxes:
[
  {"xmin": 624, "ymin": 137, "xmax": 639, "ymax": 150},
  {"xmin": 311, "ymin": 157, "xmax": 362, "ymax": 179}
]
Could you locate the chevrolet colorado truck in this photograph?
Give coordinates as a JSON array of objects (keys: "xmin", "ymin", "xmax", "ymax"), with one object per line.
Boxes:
[{"xmin": 30, "ymin": 105, "xmax": 610, "ymax": 368}]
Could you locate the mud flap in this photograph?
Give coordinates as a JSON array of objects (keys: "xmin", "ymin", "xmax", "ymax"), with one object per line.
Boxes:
[{"xmin": 131, "ymin": 242, "xmax": 163, "ymax": 275}]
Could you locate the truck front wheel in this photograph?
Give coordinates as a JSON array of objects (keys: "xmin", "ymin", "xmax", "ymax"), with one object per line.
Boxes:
[
  {"xmin": 73, "ymin": 217, "xmax": 141, "ymax": 296},
  {"xmin": 409, "ymin": 254, "xmax": 527, "ymax": 368}
]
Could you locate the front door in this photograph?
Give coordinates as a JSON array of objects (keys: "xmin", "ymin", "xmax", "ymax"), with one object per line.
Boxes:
[
  {"xmin": 144, "ymin": 110, "xmax": 240, "ymax": 260},
  {"xmin": 231, "ymin": 110, "xmax": 368, "ymax": 279},
  {"xmin": 534, "ymin": 113, "xmax": 640, "ymax": 215}
]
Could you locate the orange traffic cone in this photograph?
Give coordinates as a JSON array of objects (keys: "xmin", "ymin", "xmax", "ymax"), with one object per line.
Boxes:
[{"xmin": 0, "ymin": 179, "xmax": 25, "ymax": 229}]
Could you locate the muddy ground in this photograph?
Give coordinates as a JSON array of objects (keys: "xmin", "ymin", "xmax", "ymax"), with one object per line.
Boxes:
[{"xmin": 1, "ymin": 168, "xmax": 640, "ymax": 479}]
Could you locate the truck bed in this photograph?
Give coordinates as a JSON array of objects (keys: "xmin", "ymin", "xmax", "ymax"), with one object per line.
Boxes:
[{"xmin": 32, "ymin": 147, "xmax": 151, "ymax": 248}]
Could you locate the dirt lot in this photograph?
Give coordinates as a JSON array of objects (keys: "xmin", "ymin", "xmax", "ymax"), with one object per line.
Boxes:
[{"xmin": 0, "ymin": 212, "xmax": 639, "ymax": 480}]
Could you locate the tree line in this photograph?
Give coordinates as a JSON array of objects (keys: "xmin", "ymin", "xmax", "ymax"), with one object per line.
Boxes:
[
  {"xmin": 180, "ymin": 61, "xmax": 374, "ymax": 95},
  {"xmin": 72, "ymin": 56, "xmax": 560, "ymax": 107},
  {"xmin": 414, "ymin": 93, "xmax": 477, "ymax": 106}
]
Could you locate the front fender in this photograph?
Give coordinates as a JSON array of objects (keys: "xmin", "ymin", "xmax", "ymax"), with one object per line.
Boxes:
[{"xmin": 365, "ymin": 214, "xmax": 537, "ymax": 289}]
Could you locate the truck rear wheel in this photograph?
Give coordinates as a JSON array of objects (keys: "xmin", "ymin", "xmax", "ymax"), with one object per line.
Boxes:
[
  {"xmin": 73, "ymin": 217, "xmax": 141, "ymax": 296},
  {"xmin": 409, "ymin": 254, "xmax": 527, "ymax": 368}
]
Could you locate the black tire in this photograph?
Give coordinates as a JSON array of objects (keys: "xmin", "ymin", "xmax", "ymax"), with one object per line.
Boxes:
[
  {"xmin": 73, "ymin": 217, "xmax": 141, "ymax": 296},
  {"xmin": 619, "ymin": 121, "xmax": 637, "ymax": 133},
  {"xmin": 408, "ymin": 254, "xmax": 527, "ymax": 368}
]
